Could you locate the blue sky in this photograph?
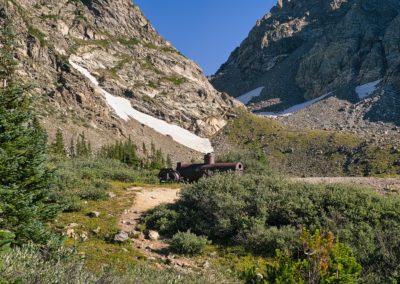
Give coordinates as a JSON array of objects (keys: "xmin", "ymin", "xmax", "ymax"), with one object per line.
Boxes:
[{"xmin": 133, "ymin": 0, "xmax": 276, "ymax": 75}]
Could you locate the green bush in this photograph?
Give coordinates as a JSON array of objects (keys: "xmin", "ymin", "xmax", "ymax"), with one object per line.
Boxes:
[
  {"xmin": 60, "ymin": 195, "xmax": 84, "ymax": 212},
  {"xmin": 144, "ymin": 173, "xmax": 400, "ymax": 282},
  {"xmin": 217, "ymin": 148, "xmax": 271, "ymax": 175},
  {"xmin": 141, "ymin": 204, "xmax": 181, "ymax": 236},
  {"xmin": 50, "ymin": 157, "xmax": 159, "ymax": 212},
  {"xmin": 0, "ymin": 230, "xmax": 15, "ymax": 253},
  {"xmin": 245, "ymin": 229, "xmax": 361, "ymax": 283},
  {"xmin": 170, "ymin": 231, "xmax": 210, "ymax": 255},
  {"xmin": 78, "ymin": 187, "xmax": 108, "ymax": 201}
]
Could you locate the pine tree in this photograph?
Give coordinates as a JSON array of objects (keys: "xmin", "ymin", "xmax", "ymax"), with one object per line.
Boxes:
[
  {"xmin": 150, "ymin": 148, "xmax": 165, "ymax": 169},
  {"xmin": 98, "ymin": 138, "xmax": 140, "ymax": 167},
  {"xmin": 150, "ymin": 141, "xmax": 156, "ymax": 157},
  {"xmin": 75, "ymin": 132, "xmax": 91, "ymax": 157},
  {"xmin": 142, "ymin": 142, "xmax": 147, "ymax": 156},
  {"xmin": 69, "ymin": 137, "xmax": 76, "ymax": 158},
  {"xmin": 0, "ymin": 14, "xmax": 58, "ymax": 244},
  {"xmin": 49, "ymin": 129, "xmax": 66, "ymax": 157},
  {"xmin": 166, "ymin": 154, "xmax": 173, "ymax": 168},
  {"xmin": 142, "ymin": 142, "xmax": 148, "ymax": 168}
]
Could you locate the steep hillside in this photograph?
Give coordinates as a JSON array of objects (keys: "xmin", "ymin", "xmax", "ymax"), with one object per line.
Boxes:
[
  {"xmin": 2, "ymin": 0, "xmax": 236, "ymax": 159},
  {"xmin": 211, "ymin": 0, "xmax": 400, "ymax": 136},
  {"xmin": 213, "ymin": 111, "xmax": 400, "ymax": 177}
]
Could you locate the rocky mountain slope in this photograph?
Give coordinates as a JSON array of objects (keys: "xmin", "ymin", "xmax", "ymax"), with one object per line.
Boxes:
[
  {"xmin": 211, "ymin": 0, "xmax": 400, "ymax": 137},
  {"xmin": 2, "ymin": 0, "xmax": 236, "ymax": 159}
]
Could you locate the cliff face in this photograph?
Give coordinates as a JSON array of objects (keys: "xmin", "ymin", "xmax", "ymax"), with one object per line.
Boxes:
[
  {"xmin": 211, "ymin": 0, "xmax": 400, "ymax": 116},
  {"xmin": 1, "ymin": 0, "xmax": 237, "ymax": 158}
]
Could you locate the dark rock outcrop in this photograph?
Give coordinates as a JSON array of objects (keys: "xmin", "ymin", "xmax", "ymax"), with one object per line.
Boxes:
[{"xmin": 211, "ymin": 0, "xmax": 400, "ymax": 117}]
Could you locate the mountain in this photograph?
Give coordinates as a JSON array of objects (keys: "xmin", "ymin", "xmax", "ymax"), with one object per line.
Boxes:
[
  {"xmin": 211, "ymin": 0, "xmax": 400, "ymax": 140},
  {"xmin": 2, "ymin": 0, "xmax": 237, "ymax": 159}
]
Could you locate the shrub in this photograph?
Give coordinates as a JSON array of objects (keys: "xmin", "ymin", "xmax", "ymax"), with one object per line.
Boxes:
[
  {"xmin": 50, "ymin": 157, "xmax": 159, "ymax": 211},
  {"xmin": 170, "ymin": 231, "xmax": 210, "ymax": 255},
  {"xmin": 237, "ymin": 224, "xmax": 299, "ymax": 256},
  {"xmin": 143, "ymin": 173, "xmax": 400, "ymax": 282},
  {"xmin": 78, "ymin": 187, "xmax": 108, "ymax": 201},
  {"xmin": 0, "ymin": 230, "xmax": 15, "ymax": 252},
  {"xmin": 246, "ymin": 229, "xmax": 362, "ymax": 283},
  {"xmin": 141, "ymin": 205, "xmax": 180, "ymax": 236},
  {"xmin": 60, "ymin": 195, "xmax": 84, "ymax": 212},
  {"xmin": 217, "ymin": 148, "xmax": 271, "ymax": 175}
]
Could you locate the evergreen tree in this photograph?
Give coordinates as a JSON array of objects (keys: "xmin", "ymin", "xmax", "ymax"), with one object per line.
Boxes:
[
  {"xmin": 142, "ymin": 142, "xmax": 147, "ymax": 157},
  {"xmin": 150, "ymin": 149, "xmax": 165, "ymax": 169},
  {"xmin": 141, "ymin": 142, "xmax": 148, "ymax": 168},
  {"xmin": 166, "ymin": 154, "xmax": 173, "ymax": 168},
  {"xmin": 69, "ymin": 137, "xmax": 75, "ymax": 158},
  {"xmin": 150, "ymin": 141, "xmax": 156, "ymax": 157},
  {"xmin": 98, "ymin": 137, "xmax": 140, "ymax": 167},
  {"xmin": 0, "ymin": 14, "xmax": 58, "ymax": 244},
  {"xmin": 49, "ymin": 129, "xmax": 66, "ymax": 157},
  {"xmin": 75, "ymin": 132, "xmax": 91, "ymax": 157}
]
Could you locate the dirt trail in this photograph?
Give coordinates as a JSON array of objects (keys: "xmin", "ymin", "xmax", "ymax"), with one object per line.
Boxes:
[
  {"xmin": 292, "ymin": 177, "xmax": 400, "ymax": 193},
  {"xmin": 118, "ymin": 186, "xmax": 199, "ymax": 269},
  {"xmin": 119, "ymin": 187, "xmax": 180, "ymax": 232},
  {"xmin": 117, "ymin": 178, "xmax": 399, "ymax": 269}
]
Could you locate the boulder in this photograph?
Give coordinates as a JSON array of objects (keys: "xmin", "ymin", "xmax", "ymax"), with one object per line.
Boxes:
[
  {"xmin": 80, "ymin": 232, "xmax": 89, "ymax": 242},
  {"xmin": 65, "ymin": 228, "xmax": 75, "ymax": 238},
  {"xmin": 114, "ymin": 231, "xmax": 129, "ymax": 243},
  {"xmin": 148, "ymin": 230, "xmax": 160, "ymax": 241},
  {"xmin": 65, "ymin": 223, "xmax": 79, "ymax": 228},
  {"xmin": 107, "ymin": 192, "xmax": 116, "ymax": 198}
]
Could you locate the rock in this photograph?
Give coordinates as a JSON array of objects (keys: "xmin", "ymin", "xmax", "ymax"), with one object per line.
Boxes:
[
  {"xmin": 92, "ymin": 227, "xmax": 101, "ymax": 235},
  {"xmin": 64, "ymin": 228, "xmax": 75, "ymax": 238},
  {"xmin": 56, "ymin": 20, "xmax": 69, "ymax": 36},
  {"xmin": 87, "ymin": 211, "xmax": 100, "ymax": 218},
  {"xmin": 148, "ymin": 230, "xmax": 160, "ymax": 241},
  {"xmin": 80, "ymin": 232, "xmax": 89, "ymax": 242},
  {"xmin": 114, "ymin": 231, "xmax": 129, "ymax": 243},
  {"xmin": 65, "ymin": 223, "xmax": 79, "ymax": 229}
]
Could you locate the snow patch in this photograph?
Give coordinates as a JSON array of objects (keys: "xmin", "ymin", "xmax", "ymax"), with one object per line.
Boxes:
[
  {"xmin": 258, "ymin": 92, "xmax": 332, "ymax": 118},
  {"xmin": 356, "ymin": 79, "xmax": 382, "ymax": 99},
  {"xmin": 236, "ymin": 87, "xmax": 265, "ymax": 105},
  {"xmin": 69, "ymin": 59, "xmax": 214, "ymax": 154}
]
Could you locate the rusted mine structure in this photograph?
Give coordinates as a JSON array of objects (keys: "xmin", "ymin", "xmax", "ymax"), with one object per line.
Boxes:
[{"xmin": 158, "ymin": 153, "xmax": 244, "ymax": 183}]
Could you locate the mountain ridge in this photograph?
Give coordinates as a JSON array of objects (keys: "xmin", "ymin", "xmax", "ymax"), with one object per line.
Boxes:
[
  {"xmin": 210, "ymin": 0, "xmax": 400, "ymax": 132},
  {"xmin": 2, "ymin": 0, "xmax": 238, "ymax": 160}
]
